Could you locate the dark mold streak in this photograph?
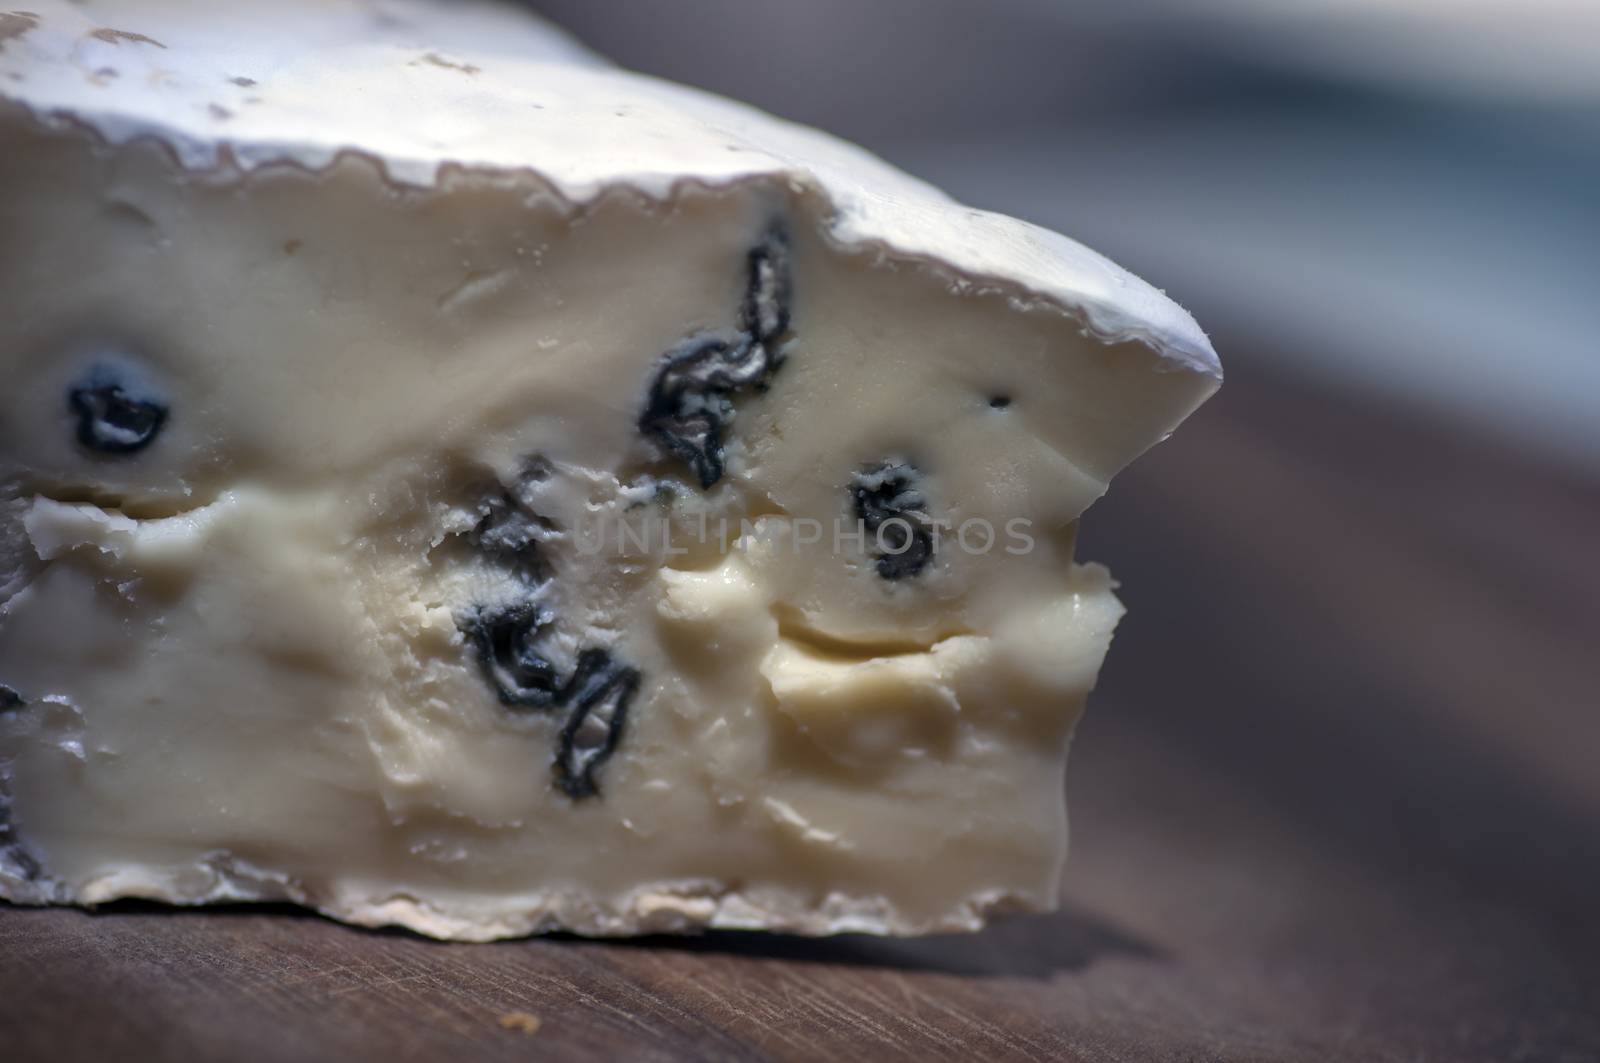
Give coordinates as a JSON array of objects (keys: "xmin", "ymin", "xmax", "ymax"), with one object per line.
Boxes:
[
  {"xmin": 467, "ymin": 491, "xmax": 555, "ymax": 586},
  {"xmin": 640, "ymin": 223, "xmax": 793, "ymax": 488},
  {"xmin": 68, "ymin": 364, "xmax": 168, "ymax": 455},
  {"xmin": 458, "ymin": 484, "xmax": 640, "ymax": 800},
  {"xmin": 553, "ymin": 650, "xmax": 640, "ymax": 800},
  {"xmin": 467, "ymin": 602, "xmax": 562, "ymax": 708},
  {"xmin": 851, "ymin": 460, "xmax": 937, "ymax": 580}
]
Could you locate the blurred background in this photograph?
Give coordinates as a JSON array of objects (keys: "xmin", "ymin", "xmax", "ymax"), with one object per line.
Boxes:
[{"xmin": 530, "ymin": 0, "xmax": 1600, "ymax": 470}]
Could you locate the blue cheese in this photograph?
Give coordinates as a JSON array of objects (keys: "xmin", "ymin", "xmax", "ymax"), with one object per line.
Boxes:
[{"xmin": 0, "ymin": 0, "xmax": 1219, "ymax": 939}]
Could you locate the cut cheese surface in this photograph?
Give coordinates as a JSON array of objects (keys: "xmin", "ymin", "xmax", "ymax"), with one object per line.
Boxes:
[{"xmin": 0, "ymin": 0, "xmax": 1220, "ymax": 940}]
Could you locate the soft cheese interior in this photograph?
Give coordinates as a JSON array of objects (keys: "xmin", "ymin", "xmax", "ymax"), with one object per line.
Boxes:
[{"xmin": 0, "ymin": 109, "xmax": 1213, "ymax": 938}]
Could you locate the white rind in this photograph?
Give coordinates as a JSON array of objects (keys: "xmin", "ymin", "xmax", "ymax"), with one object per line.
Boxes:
[
  {"xmin": 0, "ymin": 0, "xmax": 1219, "ymax": 379},
  {"xmin": 1, "ymin": 864, "xmax": 1030, "ymax": 941}
]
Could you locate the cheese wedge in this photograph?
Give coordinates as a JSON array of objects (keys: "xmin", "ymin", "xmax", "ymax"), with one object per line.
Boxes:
[{"xmin": 0, "ymin": 0, "xmax": 1220, "ymax": 939}]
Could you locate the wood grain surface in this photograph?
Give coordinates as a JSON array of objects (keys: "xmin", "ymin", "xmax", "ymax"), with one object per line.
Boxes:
[{"xmin": 3, "ymin": 355, "xmax": 1598, "ymax": 1062}]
